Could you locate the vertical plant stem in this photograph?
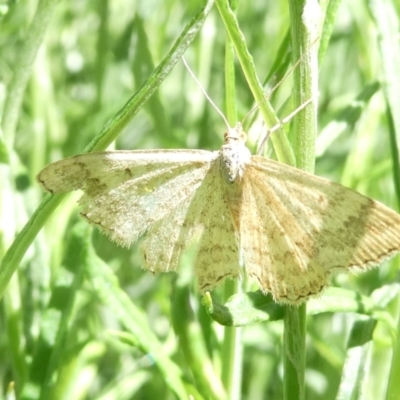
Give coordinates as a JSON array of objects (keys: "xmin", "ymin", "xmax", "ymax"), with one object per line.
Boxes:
[
  {"xmin": 221, "ymin": 282, "xmax": 242, "ymax": 400},
  {"xmin": 283, "ymin": 306, "xmax": 306, "ymax": 400},
  {"xmin": 289, "ymin": 0, "xmax": 319, "ymax": 172},
  {"xmin": 284, "ymin": 1, "xmax": 320, "ymax": 399},
  {"xmin": 224, "ymin": 40, "xmax": 237, "ymax": 125},
  {"xmin": 221, "ymin": 9, "xmax": 243, "ymax": 396}
]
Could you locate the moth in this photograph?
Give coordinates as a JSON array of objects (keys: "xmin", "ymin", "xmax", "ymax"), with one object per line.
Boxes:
[{"xmin": 37, "ymin": 122, "xmax": 400, "ymax": 305}]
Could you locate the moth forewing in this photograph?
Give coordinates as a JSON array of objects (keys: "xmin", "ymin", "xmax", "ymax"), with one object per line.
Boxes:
[
  {"xmin": 37, "ymin": 150, "xmax": 217, "ymax": 194},
  {"xmin": 39, "ymin": 150, "xmax": 219, "ymax": 248}
]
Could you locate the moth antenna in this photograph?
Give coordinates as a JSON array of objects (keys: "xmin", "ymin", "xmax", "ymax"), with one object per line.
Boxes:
[
  {"xmin": 256, "ymin": 95, "xmax": 319, "ymax": 155},
  {"xmin": 182, "ymin": 56, "xmax": 231, "ymax": 131},
  {"xmin": 243, "ymin": 36, "xmax": 320, "ymax": 124}
]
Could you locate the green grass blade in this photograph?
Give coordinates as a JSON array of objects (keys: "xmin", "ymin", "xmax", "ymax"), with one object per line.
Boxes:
[
  {"xmin": 86, "ymin": 241, "xmax": 189, "ymax": 399},
  {"xmin": 1, "ymin": 0, "xmax": 60, "ymax": 146},
  {"xmin": 386, "ymin": 307, "xmax": 400, "ymax": 400},
  {"xmin": 19, "ymin": 223, "xmax": 88, "ymax": 399},
  {"xmin": 336, "ymin": 319, "xmax": 377, "ymax": 400},
  {"xmin": 318, "ymin": 0, "xmax": 343, "ymax": 64}
]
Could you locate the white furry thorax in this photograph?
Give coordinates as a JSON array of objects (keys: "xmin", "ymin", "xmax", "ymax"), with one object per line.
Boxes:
[{"xmin": 220, "ymin": 122, "xmax": 252, "ymax": 183}]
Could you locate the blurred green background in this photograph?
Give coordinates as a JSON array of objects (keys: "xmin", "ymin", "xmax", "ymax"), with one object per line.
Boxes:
[{"xmin": 1, "ymin": 0, "xmax": 400, "ymax": 399}]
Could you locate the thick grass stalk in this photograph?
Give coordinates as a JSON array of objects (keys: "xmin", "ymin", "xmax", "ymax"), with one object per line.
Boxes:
[{"xmin": 284, "ymin": 1, "xmax": 320, "ymax": 399}]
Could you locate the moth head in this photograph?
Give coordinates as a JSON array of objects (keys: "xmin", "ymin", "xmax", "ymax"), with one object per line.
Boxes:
[{"xmin": 224, "ymin": 122, "xmax": 247, "ymax": 144}]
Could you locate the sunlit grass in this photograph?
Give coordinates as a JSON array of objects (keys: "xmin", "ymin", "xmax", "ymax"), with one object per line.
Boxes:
[{"xmin": 1, "ymin": 1, "xmax": 400, "ymax": 399}]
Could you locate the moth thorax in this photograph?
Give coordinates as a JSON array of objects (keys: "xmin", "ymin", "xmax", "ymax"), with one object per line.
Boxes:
[{"xmin": 221, "ymin": 141, "xmax": 251, "ymax": 183}]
